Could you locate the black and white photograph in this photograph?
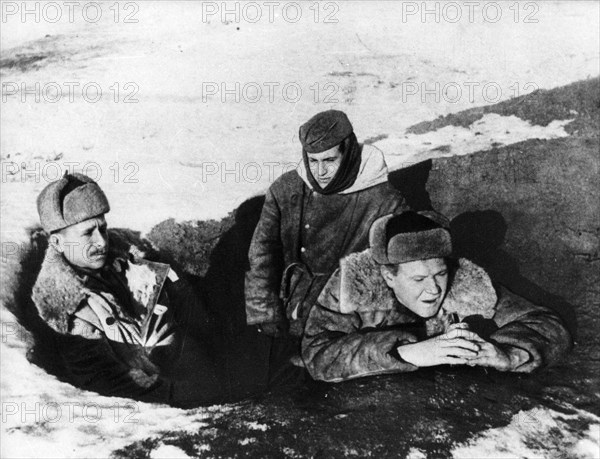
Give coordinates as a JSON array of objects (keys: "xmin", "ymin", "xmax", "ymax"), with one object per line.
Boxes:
[{"xmin": 1, "ymin": 1, "xmax": 599, "ymax": 457}]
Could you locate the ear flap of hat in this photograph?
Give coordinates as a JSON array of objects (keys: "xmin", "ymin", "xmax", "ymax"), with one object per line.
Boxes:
[{"xmin": 369, "ymin": 214, "xmax": 394, "ymax": 264}]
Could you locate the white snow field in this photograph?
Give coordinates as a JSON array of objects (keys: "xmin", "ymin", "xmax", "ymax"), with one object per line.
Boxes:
[{"xmin": 1, "ymin": 1, "xmax": 599, "ymax": 457}]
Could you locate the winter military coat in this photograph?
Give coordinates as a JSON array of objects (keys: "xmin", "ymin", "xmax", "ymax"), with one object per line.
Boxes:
[
  {"xmin": 245, "ymin": 145, "xmax": 409, "ymax": 336},
  {"xmin": 30, "ymin": 233, "xmax": 275, "ymax": 407},
  {"xmin": 302, "ymin": 249, "xmax": 573, "ymax": 382}
]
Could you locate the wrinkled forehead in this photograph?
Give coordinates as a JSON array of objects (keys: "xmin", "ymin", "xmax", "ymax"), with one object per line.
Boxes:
[
  {"xmin": 62, "ymin": 215, "xmax": 107, "ymax": 235},
  {"xmin": 397, "ymin": 257, "xmax": 447, "ymax": 275}
]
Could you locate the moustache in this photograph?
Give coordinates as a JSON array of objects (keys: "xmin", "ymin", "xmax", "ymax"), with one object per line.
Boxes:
[{"xmin": 87, "ymin": 247, "xmax": 108, "ymax": 258}]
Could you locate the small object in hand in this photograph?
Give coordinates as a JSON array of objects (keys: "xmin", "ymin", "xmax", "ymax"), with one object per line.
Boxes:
[
  {"xmin": 154, "ymin": 304, "xmax": 168, "ymax": 316},
  {"xmin": 167, "ymin": 268, "xmax": 179, "ymax": 283}
]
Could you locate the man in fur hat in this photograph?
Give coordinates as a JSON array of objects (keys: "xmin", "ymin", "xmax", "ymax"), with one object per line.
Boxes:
[
  {"xmin": 29, "ymin": 173, "xmax": 284, "ymax": 406},
  {"xmin": 301, "ymin": 211, "xmax": 573, "ymax": 382},
  {"xmin": 245, "ymin": 110, "xmax": 409, "ymax": 340}
]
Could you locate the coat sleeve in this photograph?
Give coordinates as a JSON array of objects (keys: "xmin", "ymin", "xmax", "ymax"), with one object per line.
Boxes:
[
  {"xmin": 24, "ymin": 327, "xmax": 173, "ymax": 405},
  {"xmin": 245, "ymin": 186, "xmax": 286, "ymax": 325},
  {"xmin": 490, "ymin": 286, "xmax": 573, "ymax": 372},
  {"xmin": 301, "ymin": 270, "xmax": 418, "ymax": 382}
]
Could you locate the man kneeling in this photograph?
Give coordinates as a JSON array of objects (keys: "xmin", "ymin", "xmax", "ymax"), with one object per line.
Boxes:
[{"xmin": 301, "ymin": 211, "xmax": 573, "ymax": 382}]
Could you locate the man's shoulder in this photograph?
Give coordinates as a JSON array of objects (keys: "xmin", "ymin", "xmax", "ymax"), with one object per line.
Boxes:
[
  {"xmin": 269, "ymin": 169, "xmax": 303, "ymax": 194},
  {"xmin": 32, "ymin": 246, "xmax": 88, "ymax": 334},
  {"xmin": 442, "ymin": 258, "xmax": 497, "ymax": 319},
  {"xmin": 337, "ymin": 249, "xmax": 396, "ymax": 313},
  {"xmin": 351, "ymin": 179, "xmax": 403, "ymax": 205}
]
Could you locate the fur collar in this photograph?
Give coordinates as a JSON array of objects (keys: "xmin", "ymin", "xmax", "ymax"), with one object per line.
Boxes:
[
  {"xmin": 338, "ymin": 249, "xmax": 497, "ymax": 322},
  {"xmin": 31, "ymin": 233, "xmax": 158, "ymax": 334},
  {"xmin": 32, "ymin": 244, "xmax": 93, "ymax": 334},
  {"xmin": 296, "ymin": 144, "xmax": 389, "ymax": 194}
]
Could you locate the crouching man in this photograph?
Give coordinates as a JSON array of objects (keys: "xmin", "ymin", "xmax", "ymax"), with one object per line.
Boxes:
[
  {"xmin": 30, "ymin": 173, "xmax": 277, "ymax": 407},
  {"xmin": 301, "ymin": 211, "xmax": 573, "ymax": 382}
]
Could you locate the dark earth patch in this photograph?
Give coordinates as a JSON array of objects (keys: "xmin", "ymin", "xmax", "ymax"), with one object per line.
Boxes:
[
  {"xmin": 0, "ymin": 54, "xmax": 48, "ymax": 72},
  {"xmin": 406, "ymin": 77, "xmax": 599, "ymax": 138}
]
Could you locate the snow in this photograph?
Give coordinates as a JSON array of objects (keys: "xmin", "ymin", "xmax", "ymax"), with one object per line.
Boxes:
[
  {"xmin": 451, "ymin": 408, "xmax": 600, "ymax": 459},
  {"xmin": 573, "ymin": 424, "xmax": 600, "ymax": 459},
  {"xmin": 2, "ymin": 1, "xmax": 599, "ymax": 234},
  {"xmin": 406, "ymin": 448, "xmax": 428, "ymax": 459},
  {"xmin": 379, "ymin": 113, "xmax": 574, "ymax": 171},
  {"xmin": 0, "ymin": 308, "xmax": 235, "ymax": 459},
  {"xmin": 1, "ymin": 1, "xmax": 599, "ymax": 457},
  {"xmin": 238, "ymin": 437, "xmax": 257, "ymax": 445},
  {"xmin": 149, "ymin": 444, "xmax": 192, "ymax": 459},
  {"xmin": 245, "ymin": 421, "xmax": 268, "ymax": 431}
]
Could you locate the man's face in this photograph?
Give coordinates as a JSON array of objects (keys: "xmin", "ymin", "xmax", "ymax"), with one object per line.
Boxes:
[
  {"xmin": 307, "ymin": 145, "xmax": 342, "ymax": 187},
  {"xmin": 382, "ymin": 258, "xmax": 449, "ymax": 318},
  {"xmin": 51, "ymin": 216, "xmax": 109, "ymax": 270}
]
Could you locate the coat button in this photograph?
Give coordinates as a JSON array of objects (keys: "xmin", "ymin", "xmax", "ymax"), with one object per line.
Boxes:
[{"xmin": 105, "ymin": 317, "xmax": 116, "ymax": 326}]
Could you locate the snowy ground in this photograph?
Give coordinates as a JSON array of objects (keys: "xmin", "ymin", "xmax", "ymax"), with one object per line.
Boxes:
[{"xmin": 1, "ymin": 1, "xmax": 599, "ymax": 458}]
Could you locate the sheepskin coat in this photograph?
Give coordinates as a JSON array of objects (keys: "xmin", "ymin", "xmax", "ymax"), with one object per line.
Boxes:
[
  {"xmin": 31, "ymin": 239, "xmax": 182, "ymax": 389},
  {"xmin": 32, "ymin": 244, "xmax": 175, "ymax": 346},
  {"xmin": 245, "ymin": 145, "xmax": 408, "ymax": 336},
  {"xmin": 301, "ymin": 249, "xmax": 573, "ymax": 382},
  {"xmin": 28, "ymin": 232, "xmax": 290, "ymax": 407}
]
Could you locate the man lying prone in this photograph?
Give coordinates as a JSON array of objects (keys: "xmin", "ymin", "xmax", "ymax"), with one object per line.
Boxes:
[{"xmin": 301, "ymin": 211, "xmax": 573, "ymax": 382}]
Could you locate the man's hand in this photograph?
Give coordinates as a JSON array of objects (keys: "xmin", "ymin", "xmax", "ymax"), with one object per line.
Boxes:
[
  {"xmin": 397, "ymin": 327, "xmax": 482, "ymax": 367},
  {"xmin": 467, "ymin": 342, "xmax": 529, "ymax": 371}
]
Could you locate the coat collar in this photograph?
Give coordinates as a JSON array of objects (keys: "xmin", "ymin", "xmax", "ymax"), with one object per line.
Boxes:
[
  {"xmin": 31, "ymin": 234, "xmax": 135, "ymax": 334},
  {"xmin": 296, "ymin": 144, "xmax": 389, "ymax": 195},
  {"xmin": 32, "ymin": 245, "xmax": 92, "ymax": 333},
  {"xmin": 338, "ymin": 249, "xmax": 497, "ymax": 320}
]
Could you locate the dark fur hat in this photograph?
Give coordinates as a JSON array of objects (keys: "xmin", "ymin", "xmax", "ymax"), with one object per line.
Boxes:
[{"xmin": 370, "ymin": 211, "xmax": 452, "ymax": 264}]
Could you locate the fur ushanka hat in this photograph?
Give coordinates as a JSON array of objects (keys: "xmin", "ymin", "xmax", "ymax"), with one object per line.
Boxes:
[
  {"xmin": 370, "ymin": 211, "xmax": 452, "ymax": 264},
  {"xmin": 37, "ymin": 172, "xmax": 110, "ymax": 233}
]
